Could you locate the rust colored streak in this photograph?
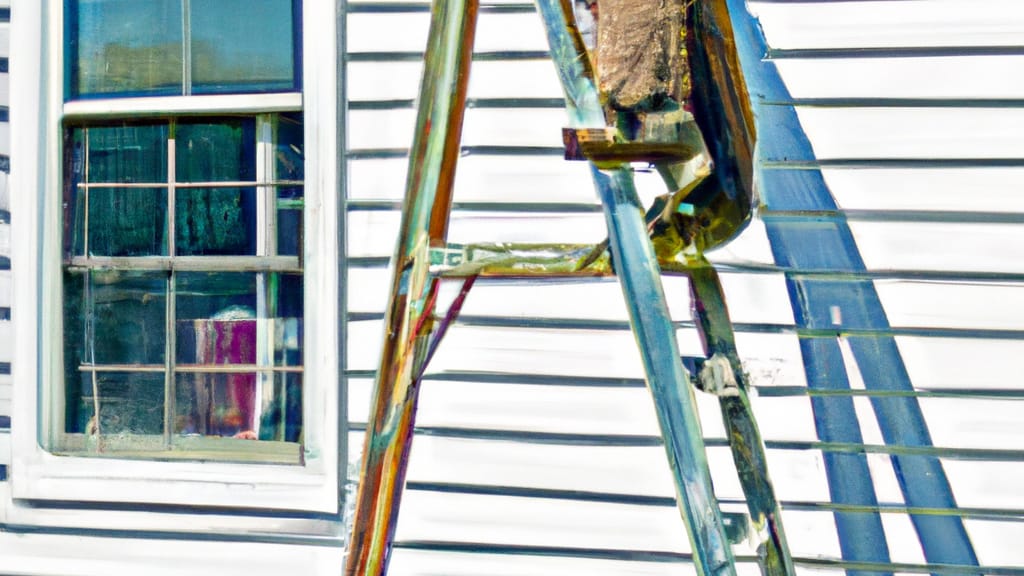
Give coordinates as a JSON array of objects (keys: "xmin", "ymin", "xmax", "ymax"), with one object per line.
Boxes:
[
  {"xmin": 346, "ymin": 0, "xmax": 480, "ymax": 574},
  {"xmin": 428, "ymin": 1, "xmax": 480, "ymax": 242}
]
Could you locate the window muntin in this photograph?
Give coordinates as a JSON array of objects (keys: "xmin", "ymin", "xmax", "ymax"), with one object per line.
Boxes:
[
  {"xmin": 58, "ymin": 114, "xmax": 305, "ymax": 463},
  {"xmin": 67, "ymin": 0, "xmax": 300, "ymax": 100}
]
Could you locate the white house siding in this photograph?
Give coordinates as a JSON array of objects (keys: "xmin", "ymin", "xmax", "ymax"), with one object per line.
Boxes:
[
  {"xmin": 0, "ymin": 527, "xmax": 345, "ymax": 576},
  {"xmin": 1, "ymin": 0, "xmax": 1024, "ymax": 574},
  {"xmin": 347, "ymin": 1, "xmax": 1024, "ymax": 574},
  {"xmin": 0, "ymin": 0, "xmax": 11, "ymax": 472},
  {"xmin": 0, "ymin": 1, "xmax": 346, "ymax": 572},
  {"xmin": 345, "ymin": 3, "xmax": 805, "ymax": 574},
  {"xmin": 751, "ymin": 0, "xmax": 1024, "ymax": 569}
]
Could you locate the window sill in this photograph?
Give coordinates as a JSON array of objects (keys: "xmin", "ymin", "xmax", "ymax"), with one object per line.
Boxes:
[
  {"xmin": 13, "ymin": 444, "xmax": 337, "ymax": 513},
  {"xmin": 53, "ymin": 433, "xmax": 303, "ymax": 465}
]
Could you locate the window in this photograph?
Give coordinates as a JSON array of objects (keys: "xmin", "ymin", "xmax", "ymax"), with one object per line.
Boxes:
[
  {"xmin": 12, "ymin": 0, "xmax": 339, "ymax": 512},
  {"xmin": 67, "ymin": 0, "xmax": 300, "ymax": 98},
  {"xmin": 58, "ymin": 114, "xmax": 305, "ymax": 463}
]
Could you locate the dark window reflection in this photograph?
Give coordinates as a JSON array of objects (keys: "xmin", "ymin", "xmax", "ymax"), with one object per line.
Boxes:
[
  {"xmin": 67, "ymin": 0, "xmax": 299, "ymax": 99},
  {"xmin": 175, "ymin": 120, "xmax": 257, "ymax": 255},
  {"xmin": 173, "ymin": 273, "xmax": 303, "ymax": 440},
  {"xmin": 175, "ymin": 120, "xmax": 256, "ymax": 182},
  {"xmin": 175, "ymin": 187, "xmax": 257, "ymax": 256},
  {"xmin": 69, "ymin": 0, "xmax": 184, "ymax": 98},
  {"xmin": 276, "ymin": 112, "xmax": 304, "ymax": 256},
  {"xmin": 190, "ymin": 0, "xmax": 297, "ymax": 94},
  {"xmin": 64, "ymin": 270, "xmax": 168, "ymax": 435},
  {"xmin": 89, "ymin": 188, "xmax": 168, "ymax": 256},
  {"xmin": 87, "ymin": 124, "xmax": 169, "ymax": 183}
]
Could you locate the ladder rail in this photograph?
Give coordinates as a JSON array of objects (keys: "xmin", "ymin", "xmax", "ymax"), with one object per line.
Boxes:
[
  {"xmin": 344, "ymin": 0, "xmax": 480, "ymax": 573},
  {"xmin": 533, "ymin": 0, "xmax": 738, "ymax": 573}
]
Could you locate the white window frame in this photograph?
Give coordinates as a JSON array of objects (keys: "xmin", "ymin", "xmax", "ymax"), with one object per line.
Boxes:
[{"xmin": 10, "ymin": 0, "xmax": 340, "ymax": 513}]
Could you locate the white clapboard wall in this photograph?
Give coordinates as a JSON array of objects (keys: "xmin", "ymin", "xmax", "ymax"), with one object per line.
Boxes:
[
  {"xmin": 0, "ymin": 0, "xmax": 12, "ymax": 474},
  {"xmin": 345, "ymin": 1, "xmax": 1024, "ymax": 574},
  {"xmin": 1, "ymin": 0, "xmax": 1023, "ymax": 574}
]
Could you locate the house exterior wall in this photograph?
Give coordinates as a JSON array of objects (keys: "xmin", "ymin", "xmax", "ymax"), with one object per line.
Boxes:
[
  {"xmin": 1, "ymin": 0, "xmax": 1024, "ymax": 575},
  {"xmin": 0, "ymin": 1, "xmax": 345, "ymax": 572},
  {"xmin": 0, "ymin": 0, "xmax": 11, "ymax": 445}
]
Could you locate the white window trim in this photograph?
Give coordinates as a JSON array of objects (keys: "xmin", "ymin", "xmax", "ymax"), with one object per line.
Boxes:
[
  {"xmin": 62, "ymin": 93, "xmax": 304, "ymax": 119},
  {"xmin": 10, "ymin": 0, "xmax": 340, "ymax": 514}
]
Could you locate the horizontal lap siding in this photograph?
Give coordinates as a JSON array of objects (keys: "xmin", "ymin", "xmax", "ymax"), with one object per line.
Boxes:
[
  {"xmin": 0, "ymin": 1, "xmax": 1021, "ymax": 572},
  {"xmin": 343, "ymin": 3, "xmax": 740, "ymax": 572},
  {"xmin": 349, "ymin": 1, "xmax": 1024, "ymax": 573},
  {"xmin": 754, "ymin": 0, "xmax": 1024, "ymax": 571},
  {"xmin": 0, "ymin": 0, "xmax": 10, "ymax": 445}
]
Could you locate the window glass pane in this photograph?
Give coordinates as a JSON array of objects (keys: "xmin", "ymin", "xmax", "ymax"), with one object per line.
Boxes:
[
  {"xmin": 176, "ymin": 187, "xmax": 257, "ymax": 255},
  {"xmin": 79, "ymin": 124, "xmax": 170, "ymax": 256},
  {"xmin": 190, "ymin": 0, "xmax": 298, "ymax": 94},
  {"xmin": 63, "ymin": 270, "xmax": 168, "ymax": 434},
  {"xmin": 87, "ymin": 124, "xmax": 169, "ymax": 184},
  {"xmin": 69, "ymin": 0, "xmax": 184, "ymax": 98},
  {"xmin": 175, "ymin": 120, "xmax": 255, "ymax": 182},
  {"xmin": 173, "ymin": 372, "xmax": 306, "ymax": 450},
  {"xmin": 175, "ymin": 371, "xmax": 257, "ymax": 438},
  {"xmin": 64, "ymin": 270, "xmax": 168, "ymax": 368},
  {"xmin": 175, "ymin": 272, "xmax": 257, "ymax": 435},
  {"xmin": 62, "ymin": 371, "xmax": 168, "ymax": 445},
  {"xmin": 263, "ymin": 273, "xmax": 303, "ymax": 443},
  {"xmin": 91, "ymin": 372, "xmax": 167, "ymax": 436},
  {"xmin": 64, "ymin": 129, "xmax": 86, "ymax": 257},
  {"xmin": 277, "ymin": 189, "xmax": 302, "ymax": 257},
  {"xmin": 88, "ymin": 188, "xmax": 168, "ymax": 256},
  {"xmin": 257, "ymin": 372, "xmax": 302, "ymax": 443},
  {"xmin": 276, "ymin": 112, "xmax": 304, "ymax": 181},
  {"xmin": 276, "ymin": 113, "xmax": 304, "ymax": 256},
  {"xmin": 273, "ymin": 273, "xmax": 304, "ymax": 365},
  {"xmin": 173, "ymin": 272, "xmax": 303, "ymax": 446},
  {"xmin": 175, "ymin": 120, "xmax": 257, "ymax": 255},
  {"xmin": 174, "ymin": 274, "xmax": 302, "ymax": 362},
  {"xmin": 175, "ymin": 272, "xmax": 258, "ymax": 365}
]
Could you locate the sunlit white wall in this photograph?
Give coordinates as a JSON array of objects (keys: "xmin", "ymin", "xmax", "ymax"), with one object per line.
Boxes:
[{"xmin": 344, "ymin": 0, "xmax": 1024, "ymax": 573}]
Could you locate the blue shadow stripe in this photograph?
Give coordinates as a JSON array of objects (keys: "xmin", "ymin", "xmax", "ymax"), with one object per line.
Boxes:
[{"xmin": 727, "ymin": 0, "xmax": 979, "ymax": 571}]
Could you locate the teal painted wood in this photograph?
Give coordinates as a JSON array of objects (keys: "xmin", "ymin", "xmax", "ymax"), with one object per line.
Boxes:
[
  {"xmin": 533, "ymin": 1, "xmax": 737, "ymax": 574},
  {"xmin": 688, "ymin": 264, "xmax": 796, "ymax": 576}
]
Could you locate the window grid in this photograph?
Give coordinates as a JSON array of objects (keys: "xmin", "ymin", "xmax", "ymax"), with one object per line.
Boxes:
[
  {"xmin": 68, "ymin": 0, "xmax": 300, "ymax": 100},
  {"xmin": 65, "ymin": 115, "xmax": 303, "ymax": 452}
]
